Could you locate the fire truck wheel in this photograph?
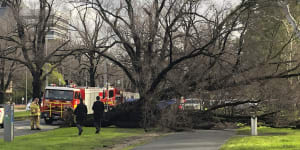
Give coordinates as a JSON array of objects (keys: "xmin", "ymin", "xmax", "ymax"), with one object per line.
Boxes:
[{"xmin": 44, "ymin": 118, "xmax": 53, "ymax": 125}]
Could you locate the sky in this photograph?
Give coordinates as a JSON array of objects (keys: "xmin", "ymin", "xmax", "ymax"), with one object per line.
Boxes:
[
  {"xmin": 22, "ymin": 0, "xmax": 242, "ymax": 10},
  {"xmin": 20, "ymin": 0, "xmax": 243, "ymax": 40}
]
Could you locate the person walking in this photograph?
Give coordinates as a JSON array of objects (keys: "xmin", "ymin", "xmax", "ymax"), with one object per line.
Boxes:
[
  {"xmin": 74, "ymin": 98, "xmax": 87, "ymax": 136},
  {"xmin": 92, "ymin": 96, "xmax": 104, "ymax": 134},
  {"xmin": 30, "ymin": 98, "xmax": 41, "ymax": 130}
]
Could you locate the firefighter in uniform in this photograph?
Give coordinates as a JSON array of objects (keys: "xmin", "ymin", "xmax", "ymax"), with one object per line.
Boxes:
[{"xmin": 30, "ymin": 98, "xmax": 41, "ymax": 130}]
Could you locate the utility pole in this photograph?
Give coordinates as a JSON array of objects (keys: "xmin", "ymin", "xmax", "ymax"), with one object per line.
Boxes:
[
  {"xmin": 45, "ymin": 38, "xmax": 48, "ymax": 88},
  {"xmin": 104, "ymin": 60, "xmax": 109, "ymax": 111},
  {"xmin": 85, "ymin": 71, "xmax": 88, "ymax": 87},
  {"xmin": 104, "ymin": 60, "xmax": 107, "ymax": 87},
  {"xmin": 25, "ymin": 69, "xmax": 27, "ymax": 105}
]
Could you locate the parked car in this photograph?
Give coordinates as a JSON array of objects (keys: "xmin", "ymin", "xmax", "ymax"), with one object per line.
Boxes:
[
  {"xmin": 183, "ymin": 98, "xmax": 202, "ymax": 110},
  {"xmin": 0, "ymin": 105, "xmax": 4, "ymax": 128}
]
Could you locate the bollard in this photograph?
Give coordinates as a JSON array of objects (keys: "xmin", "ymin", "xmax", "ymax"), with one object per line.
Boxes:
[
  {"xmin": 251, "ymin": 116, "xmax": 257, "ymax": 136},
  {"xmin": 4, "ymin": 104, "xmax": 14, "ymax": 142}
]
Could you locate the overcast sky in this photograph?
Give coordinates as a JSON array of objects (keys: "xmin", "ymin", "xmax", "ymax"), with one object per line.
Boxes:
[{"xmin": 22, "ymin": 0, "xmax": 242, "ymax": 10}]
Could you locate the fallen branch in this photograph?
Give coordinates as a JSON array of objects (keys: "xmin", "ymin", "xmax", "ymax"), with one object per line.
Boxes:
[{"xmin": 206, "ymin": 99, "xmax": 261, "ymax": 112}]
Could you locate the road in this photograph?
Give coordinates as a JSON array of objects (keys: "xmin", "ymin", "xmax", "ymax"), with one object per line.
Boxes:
[
  {"xmin": 0, "ymin": 119, "xmax": 234, "ymax": 150},
  {"xmin": 133, "ymin": 130, "xmax": 235, "ymax": 150},
  {"xmin": 0, "ymin": 119, "xmax": 60, "ymax": 139}
]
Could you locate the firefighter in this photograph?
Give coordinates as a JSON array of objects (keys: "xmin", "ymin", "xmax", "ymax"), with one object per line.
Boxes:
[
  {"xmin": 74, "ymin": 98, "xmax": 87, "ymax": 136},
  {"xmin": 30, "ymin": 98, "xmax": 41, "ymax": 130},
  {"xmin": 92, "ymin": 96, "xmax": 104, "ymax": 134}
]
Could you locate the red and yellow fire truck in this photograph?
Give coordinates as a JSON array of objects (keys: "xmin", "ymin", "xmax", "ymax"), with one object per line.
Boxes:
[
  {"xmin": 41, "ymin": 85, "xmax": 138, "ymax": 124},
  {"xmin": 99, "ymin": 87, "xmax": 122, "ymax": 107},
  {"xmin": 41, "ymin": 86, "xmax": 103, "ymax": 124}
]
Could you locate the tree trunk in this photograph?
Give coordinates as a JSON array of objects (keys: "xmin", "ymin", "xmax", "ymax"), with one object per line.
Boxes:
[
  {"xmin": 89, "ymin": 66, "xmax": 95, "ymax": 87},
  {"xmin": 137, "ymin": 79, "xmax": 156, "ymax": 132},
  {"xmin": 0, "ymin": 57, "xmax": 5, "ymax": 104},
  {"xmin": 0, "ymin": 91, "xmax": 4, "ymax": 104},
  {"xmin": 32, "ymin": 72, "xmax": 42, "ymax": 99},
  {"xmin": 89, "ymin": 52, "xmax": 96, "ymax": 87}
]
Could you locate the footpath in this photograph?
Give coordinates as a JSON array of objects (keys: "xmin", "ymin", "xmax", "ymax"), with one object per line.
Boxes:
[
  {"xmin": 132, "ymin": 129, "xmax": 235, "ymax": 150},
  {"xmin": 0, "ymin": 119, "xmax": 60, "ymax": 139}
]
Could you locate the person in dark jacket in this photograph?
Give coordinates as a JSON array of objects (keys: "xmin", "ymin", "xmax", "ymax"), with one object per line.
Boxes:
[
  {"xmin": 92, "ymin": 96, "xmax": 105, "ymax": 134},
  {"xmin": 74, "ymin": 98, "xmax": 87, "ymax": 136}
]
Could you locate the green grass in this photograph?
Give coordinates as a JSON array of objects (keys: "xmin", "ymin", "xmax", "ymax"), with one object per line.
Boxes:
[
  {"xmin": 0, "ymin": 127, "xmax": 145, "ymax": 150},
  {"xmin": 221, "ymin": 126, "xmax": 300, "ymax": 150},
  {"xmin": 14, "ymin": 111, "xmax": 30, "ymax": 118}
]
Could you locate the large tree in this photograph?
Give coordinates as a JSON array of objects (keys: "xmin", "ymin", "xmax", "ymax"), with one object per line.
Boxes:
[
  {"xmin": 86, "ymin": 0, "xmax": 257, "ymax": 127},
  {"xmin": 0, "ymin": 0, "xmax": 73, "ymax": 98},
  {"xmin": 87, "ymin": 0, "xmax": 300, "ymax": 128},
  {"xmin": 90, "ymin": 0, "xmax": 249, "ymax": 97},
  {"xmin": 163, "ymin": 0, "xmax": 300, "ymax": 102}
]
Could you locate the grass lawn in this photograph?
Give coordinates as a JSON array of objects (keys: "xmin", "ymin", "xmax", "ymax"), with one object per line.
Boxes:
[
  {"xmin": 221, "ymin": 126, "xmax": 300, "ymax": 150},
  {"xmin": 14, "ymin": 111, "xmax": 30, "ymax": 118},
  {"xmin": 0, "ymin": 127, "xmax": 145, "ymax": 150}
]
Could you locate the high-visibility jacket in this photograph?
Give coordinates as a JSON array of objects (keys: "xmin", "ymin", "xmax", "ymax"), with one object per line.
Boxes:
[{"xmin": 30, "ymin": 103, "xmax": 40, "ymax": 116}]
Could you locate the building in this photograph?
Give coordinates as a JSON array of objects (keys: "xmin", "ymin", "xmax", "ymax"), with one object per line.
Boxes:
[
  {"xmin": 47, "ymin": 13, "xmax": 69, "ymax": 40},
  {"xmin": 0, "ymin": 1, "xmax": 69, "ymax": 41}
]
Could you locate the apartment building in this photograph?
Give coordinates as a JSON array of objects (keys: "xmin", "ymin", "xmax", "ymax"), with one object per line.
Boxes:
[{"xmin": 0, "ymin": 1, "xmax": 69, "ymax": 40}]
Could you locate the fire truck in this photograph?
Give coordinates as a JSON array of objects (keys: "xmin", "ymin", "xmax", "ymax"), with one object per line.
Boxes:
[
  {"xmin": 41, "ymin": 85, "xmax": 138, "ymax": 124},
  {"xmin": 41, "ymin": 86, "xmax": 103, "ymax": 124},
  {"xmin": 99, "ymin": 87, "xmax": 122, "ymax": 107}
]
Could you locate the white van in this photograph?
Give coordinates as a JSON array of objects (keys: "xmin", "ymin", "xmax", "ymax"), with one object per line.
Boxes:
[{"xmin": 0, "ymin": 106, "xmax": 4, "ymax": 128}]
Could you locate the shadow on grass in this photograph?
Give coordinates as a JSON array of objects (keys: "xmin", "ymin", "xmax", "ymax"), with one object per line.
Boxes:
[
  {"xmin": 237, "ymin": 131, "xmax": 289, "ymax": 136},
  {"xmin": 258, "ymin": 132, "xmax": 288, "ymax": 136}
]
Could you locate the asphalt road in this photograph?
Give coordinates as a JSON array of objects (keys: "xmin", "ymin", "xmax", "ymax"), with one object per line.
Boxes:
[
  {"xmin": 133, "ymin": 130, "xmax": 235, "ymax": 150},
  {"xmin": 0, "ymin": 111, "xmax": 234, "ymax": 150},
  {"xmin": 0, "ymin": 119, "xmax": 60, "ymax": 139}
]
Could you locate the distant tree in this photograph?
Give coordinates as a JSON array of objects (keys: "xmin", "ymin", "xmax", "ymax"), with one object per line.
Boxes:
[
  {"xmin": 0, "ymin": 6, "xmax": 19, "ymax": 104},
  {"xmin": 279, "ymin": 0, "xmax": 300, "ymax": 39},
  {"xmin": 69, "ymin": 5, "xmax": 115, "ymax": 87},
  {"xmin": 0, "ymin": 45, "xmax": 17, "ymax": 104},
  {"xmin": 0, "ymin": 0, "xmax": 74, "ymax": 98},
  {"xmin": 46, "ymin": 63, "xmax": 66, "ymax": 86}
]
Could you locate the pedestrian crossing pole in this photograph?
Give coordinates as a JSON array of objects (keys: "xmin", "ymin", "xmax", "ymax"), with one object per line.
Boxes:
[{"xmin": 4, "ymin": 104, "xmax": 14, "ymax": 142}]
